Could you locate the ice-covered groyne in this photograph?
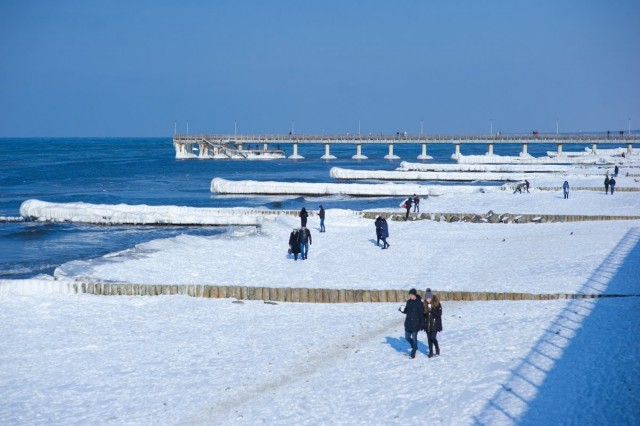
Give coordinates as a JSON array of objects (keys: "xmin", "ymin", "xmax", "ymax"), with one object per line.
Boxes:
[
  {"xmin": 210, "ymin": 177, "xmax": 481, "ymax": 196},
  {"xmin": 330, "ymin": 167, "xmax": 568, "ymax": 182},
  {"xmin": 456, "ymin": 154, "xmax": 616, "ymax": 165},
  {"xmin": 19, "ymin": 200, "xmax": 264, "ymax": 226},
  {"xmin": 397, "ymin": 161, "xmax": 571, "ymax": 173}
]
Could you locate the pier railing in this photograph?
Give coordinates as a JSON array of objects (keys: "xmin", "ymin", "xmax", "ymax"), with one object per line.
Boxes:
[{"xmin": 174, "ymin": 133, "xmax": 639, "ymax": 144}]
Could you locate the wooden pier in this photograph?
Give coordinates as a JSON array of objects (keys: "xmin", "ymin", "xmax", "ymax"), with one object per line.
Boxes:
[{"xmin": 173, "ymin": 133, "xmax": 638, "ymax": 160}]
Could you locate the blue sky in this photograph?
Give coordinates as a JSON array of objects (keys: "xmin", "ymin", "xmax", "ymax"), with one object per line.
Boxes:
[{"xmin": 1, "ymin": 0, "xmax": 638, "ymax": 137}]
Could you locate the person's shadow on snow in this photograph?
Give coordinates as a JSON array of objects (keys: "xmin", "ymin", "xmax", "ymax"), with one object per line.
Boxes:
[
  {"xmin": 385, "ymin": 336, "xmax": 428, "ymax": 356},
  {"xmin": 369, "ymin": 238, "xmax": 381, "ymax": 247}
]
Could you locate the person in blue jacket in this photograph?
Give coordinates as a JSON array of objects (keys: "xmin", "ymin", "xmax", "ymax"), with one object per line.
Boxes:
[
  {"xmin": 562, "ymin": 181, "xmax": 570, "ymax": 199},
  {"xmin": 399, "ymin": 288, "xmax": 423, "ymax": 358}
]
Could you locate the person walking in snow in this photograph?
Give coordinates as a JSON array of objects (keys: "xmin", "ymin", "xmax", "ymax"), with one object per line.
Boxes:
[
  {"xmin": 379, "ymin": 217, "xmax": 390, "ymax": 249},
  {"xmin": 375, "ymin": 216, "xmax": 383, "ymax": 246},
  {"xmin": 413, "ymin": 194, "xmax": 420, "ymax": 213},
  {"xmin": 399, "ymin": 288, "xmax": 423, "ymax": 359},
  {"xmin": 609, "ymin": 177, "xmax": 616, "ymax": 195},
  {"xmin": 423, "ymin": 288, "xmax": 443, "ymax": 358},
  {"xmin": 298, "ymin": 225, "xmax": 312, "ymax": 260},
  {"xmin": 318, "ymin": 205, "xmax": 326, "ymax": 232},
  {"xmin": 288, "ymin": 228, "xmax": 301, "ymax": 261},
  {"xmin": 525, "ymin": 180, "xmax": 530, "ymax": 193},
  {"xmin": 513, "ymin": 182, "xmax": 524, "ymax": 194},
  {"xmin": 562, "ymin": 181, "xmax": 570, "ymax": 199},
  {"xmin": 404, "ymin": 197, "xmax": 413, "ymax": 220},
  {"xmin": 614, "ymin": 165, "xmax": 619, "ymax": 176},
  {"xmin": 604, "ymin": 176, "xmax": 610, "ymax": 194},
  {"xmin": 299, "ymin": 207, "xmax": 308, "ymax": 227}
]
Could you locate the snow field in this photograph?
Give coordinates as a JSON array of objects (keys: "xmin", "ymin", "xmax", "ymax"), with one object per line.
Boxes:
[{"xmin": 1, "ymin": 294, "xmax": 637, "ymax": 425}]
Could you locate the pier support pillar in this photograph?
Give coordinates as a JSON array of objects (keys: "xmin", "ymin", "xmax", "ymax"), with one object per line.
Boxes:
[
  {"xmin": 557, "ymin": 143, "xmax": 563, "ymax": 156},
  {"xmin": 487, "ymin": 143, "xmax": 494, "ymax": 156},
  {"xmin": 263, "ymin": 143, "xmax": 268, "ymax": 151},
  {"xmin": 352, "ymin": 143, "xmax": 368, "ymax": 160},
  {"xmin": 417, "ymin": 143, "xmax": 430, "ymax": 160},
  {"xmin": 321, "ymin": 143, "xmax": 337, "ymax": 160},
  {"xmin": 591, "ymin": 143, "xmax": 597, "ymax": 155},
  {"xmin": 384, "ymin": 143, "xmax": 400, "ymax": 160},
  {"xmin": 237, "ymin": 142, "xmax": 243, "ymax": 151},
  {"xmin": 198, "ymin": 142, "xmax": 209, "ymax": 158},
  {"xmin": 627, "ymin": 143, "xmax": 633, "ymax": 156},
  {"xmin": 451, "ymin": 143, "xmax": 461, "ymax": 160},
  {"xmin": 288, "ymin": 142, "xmax": 304, "ymax": 159},
  {"xmin": 520, "ymin": 143, "xmax": 528, "ymax": 157}
]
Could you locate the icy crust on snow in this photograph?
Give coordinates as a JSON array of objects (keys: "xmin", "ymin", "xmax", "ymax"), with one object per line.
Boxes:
[
  {"xmin": 210, "ymin": 177, "xmax": 458, "ymax": 196},
  {"xmin": 19, "ymin": 200, "xmax": 264, "ymax": 226}
]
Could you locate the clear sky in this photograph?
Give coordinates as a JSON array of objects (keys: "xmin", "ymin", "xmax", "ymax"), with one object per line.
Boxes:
[{"xmin": 1, "ymin": 0, "xmax": 639, "ymax": 137}]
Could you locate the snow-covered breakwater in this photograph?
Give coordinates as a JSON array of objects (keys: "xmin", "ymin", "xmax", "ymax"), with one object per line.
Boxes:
[
  {"xmin": 330, "ymin": 167, "xmax": 566, "ymax": 182},
  {"xmin": 19, "ymin": 200, "xmax": 264, "ymax": 226},
  {"xmin": 211, "ymin": 177, "xmax": 447, "ymax": 196},
  {"xmin": 398, "ymin": 161, "xmax": 573, "ymax": 173}
]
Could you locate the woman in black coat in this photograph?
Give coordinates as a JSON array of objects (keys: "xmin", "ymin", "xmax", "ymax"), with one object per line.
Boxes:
[
  {"xmin": 288, "ymin": 228, "xmax": 301, "ymax": 261},
  {"xmin": 399, "ymin": 288, "xmax": 423, "ymax": 358},
  {"xmin": 423, "ymin": 288, "xmax": 443, "ymax": 358},
  {"xmin": 299, "ymin": 207, "xmax": 308, "ymax": 227}
]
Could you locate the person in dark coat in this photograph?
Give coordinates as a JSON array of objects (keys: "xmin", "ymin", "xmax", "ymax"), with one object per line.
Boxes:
[
  {"xmin": 288, "ymin": 228, "xmax": 301, "ymax": 261},
  {"xmin": 423, "ymin": 288, "xmax": 443, "ymax": 358},
  {"xmin": 374, "ymin": 216, "xmax": 383, "ymax": 246},
  {"xmin": 299, "ymin": 207, "xmax": 308, "ymax": 227},
  {"xmin": 604, "ymin": 176, "xmax": 610, "ymax": 194},
  {"xmin": 614, "ymin": 165, "xmax": 619, "ymax": 176},
  {"xmin": 399, "ymin": 288, "xmax": 423, "ymax": 358},
  {"xmin": 524, "ymin": 179, "xmax": 530, "ymax": 193},
  {"xmin": 413, "ymin": 194, "xmax": 420, "ymax": 212},
  {"xmin": 404, "ymin": 197, "xmax": 412, "ymax": 220},
  {"xmin": 609, "ymin": 177, "xmax": 616, "ymax": 195},
  {"xmin": 298, "ymin": 225, "xmax": 312, "ymax": 260},
  {"xmin": 318, "ymin": 205, "xmax": 326, "ymax": 232},
  {"xmin": 379, "ymin": 217, "xmax": 389, "ymax": 249},
  {"xmin": 562, "ymin": 181, "xmax": 570, "ymax": 199}
]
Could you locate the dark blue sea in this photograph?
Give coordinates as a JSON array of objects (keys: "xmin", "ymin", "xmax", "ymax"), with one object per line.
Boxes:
[{"xmin": 0, "ymin": 137, "xmax": 594, "ymax": 279}]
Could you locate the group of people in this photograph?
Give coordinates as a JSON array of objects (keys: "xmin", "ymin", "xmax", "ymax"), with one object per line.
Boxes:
[
  {"xmin": 288, "ymin": 206, "xmax": 325, "ymax": 261},
  {"xmin": 403, "ymin": 194, "xmax": 422, "ymax": 219},
  {"xmin": 513, "ymin": 180, "xmax": 530, "ymax": 194},
  {"xmin": 399, "ymin": 288, "xmax": 442, "ymax": 359},
  {"xmin": 604, "ymin": 175, "xmax": 617, "ymax": 195}
]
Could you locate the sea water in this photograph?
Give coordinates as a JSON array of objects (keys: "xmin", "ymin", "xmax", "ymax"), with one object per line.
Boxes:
[{"xmin": 0, "ymin": 137, "xmax": 590, "ymax": 279}]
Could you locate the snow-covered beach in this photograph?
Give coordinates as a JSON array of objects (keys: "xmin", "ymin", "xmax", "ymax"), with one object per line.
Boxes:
[{"xmin": 2, "ymin": 160, "xmax": 640, "ymax": 424}]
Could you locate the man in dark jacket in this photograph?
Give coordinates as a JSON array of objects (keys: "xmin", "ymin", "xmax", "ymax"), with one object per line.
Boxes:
[
  {"xmin": 299, "ymin": 225, "xmax": 312, "ymax": 260},
  {"xmin": 399, "ymin": 288, "xmax": 423, "ymax": 358},
  {"xmin": 404, "ymin": 197, "xmax": 412, "ymax": 220},
  {"xmin": 609, "ymin": 177, "xmax": 616, "ymax": 195}
]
